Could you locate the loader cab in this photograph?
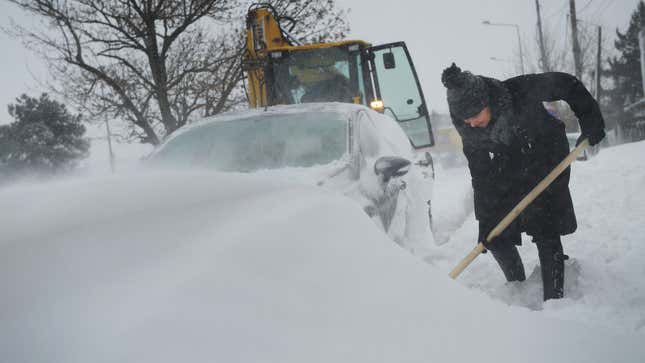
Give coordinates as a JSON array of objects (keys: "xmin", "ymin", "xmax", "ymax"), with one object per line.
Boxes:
[{"xmin": 267, "ymin": 42, "xmax": 371, "ymax": 106}]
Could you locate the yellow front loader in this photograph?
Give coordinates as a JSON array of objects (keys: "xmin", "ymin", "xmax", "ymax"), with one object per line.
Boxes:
[{"xmin": 242, "ymin": 3, "xmax": 435, "ymax": 149}]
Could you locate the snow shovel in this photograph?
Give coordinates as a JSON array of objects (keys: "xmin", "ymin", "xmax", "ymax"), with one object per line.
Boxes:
[{"xmin": 448, "ymin": 139, "xmax": 590, "ymax": 279}]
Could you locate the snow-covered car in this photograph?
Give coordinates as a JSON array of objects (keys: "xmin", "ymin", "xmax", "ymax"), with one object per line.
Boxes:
[
  {"xmin": 147, "ymin": 103, "xmax": 434, "ymax": 246},
  {"xmin": 149, "ymin": 103, "xmax": 433, "ymax": 247}
]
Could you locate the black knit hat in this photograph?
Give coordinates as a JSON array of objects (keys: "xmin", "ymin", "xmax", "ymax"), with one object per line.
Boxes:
[{"xmin": 441, "ymin": 63, "xmax": 489, "ymax": 120}]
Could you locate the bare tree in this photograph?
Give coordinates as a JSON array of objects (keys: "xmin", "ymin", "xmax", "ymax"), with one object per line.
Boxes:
[
  {"xmin": 266, "ymin": 0, "xmax": 349, "ymax": 43},
  {"xmin": 7, "ymin": 0, "xmax": 349, "ymax": 144},
  {"xmin": 532, "ymin": 15, "xmax": 606, "ymax": 87}
]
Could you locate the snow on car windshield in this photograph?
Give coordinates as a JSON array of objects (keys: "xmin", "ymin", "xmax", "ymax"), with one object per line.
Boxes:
[{"xmin": 150, "ymin": 111, "xmax": 348, "ymax": 172}]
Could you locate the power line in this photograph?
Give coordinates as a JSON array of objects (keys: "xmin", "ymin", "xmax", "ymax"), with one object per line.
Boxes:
[
  {"xmin": 600, "ymin": 0, "xmax": 616, "ymax": 16},
  {"xmin": 590, "ymin": 0, "xmax": 615, "ymax": 20},
  {"xmin": 579, "ymin": 0, "xmax": 595, "ymax": 13}
]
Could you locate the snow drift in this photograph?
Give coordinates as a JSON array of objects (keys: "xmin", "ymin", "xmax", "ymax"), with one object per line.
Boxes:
[{"xmin": 1, "ymin": 169, "xmax": 643, "ymax": 363}]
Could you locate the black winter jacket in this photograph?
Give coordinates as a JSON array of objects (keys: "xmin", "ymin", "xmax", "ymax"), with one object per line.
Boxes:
[{"xmin": 450, "ymin": 72, "xmax": 605, "ymax": 245}]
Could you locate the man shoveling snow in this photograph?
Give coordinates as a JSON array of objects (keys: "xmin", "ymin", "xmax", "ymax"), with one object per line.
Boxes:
[{"xmin": 441, "ymin": 63, "xmax": 605, "ymax": 301}]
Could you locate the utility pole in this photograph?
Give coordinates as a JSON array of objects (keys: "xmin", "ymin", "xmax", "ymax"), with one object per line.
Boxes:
[
  {"xmin": 595, "ymin": 26, "xmax": 602, "ymax": 100},
  {"xmin": 105, "ymin": 118, "xmax": 115, "ymax": 174},
  {"xmin": 569, "ymin": 0, "xmax": 583, "ymax": 80},
  {"xmin": 639, "ymin": 30, "xmax": 645, "ymax": 98},
  {"xmin": 535, "ymin": 0, "xmax": 550, "ymax": 72},
  {"xmin": 516, "ymin": 26, "xmax": 526, "ymax": 75}
]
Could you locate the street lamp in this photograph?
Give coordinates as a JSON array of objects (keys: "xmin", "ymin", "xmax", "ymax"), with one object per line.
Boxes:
[{"xmin": 482, "ymin": 20, "xmax": 525, "ymax": 75}]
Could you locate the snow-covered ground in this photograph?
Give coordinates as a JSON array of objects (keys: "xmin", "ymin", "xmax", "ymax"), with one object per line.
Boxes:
[
  {"xmin": 429, "ymin": 141, "xmax": 645, "ymax": 334},
  {"xmin": 1, "ymin": 169, "xmax": 644, "ymax": 363},
  {"xmin": 1, "ymin": 135, "xmax": 645, "ymax": 362}
]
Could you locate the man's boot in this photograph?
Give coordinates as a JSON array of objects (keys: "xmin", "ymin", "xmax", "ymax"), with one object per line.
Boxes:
[
  {"xmin": 536, "ymin": 237, "xmax": 566, "ymax": 301},
  {"xmin": 490, "ymin": 245, "xmax": 526, "ymax": 282}
]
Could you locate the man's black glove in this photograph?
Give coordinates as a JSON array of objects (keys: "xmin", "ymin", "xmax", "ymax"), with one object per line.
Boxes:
[
  {"xmin": 576, "ymin": 128, "xmax": 606, "ymax": 146},
  {"xmin": 478, "ymin": 219, "xmax": 520, "ymax": 252}
]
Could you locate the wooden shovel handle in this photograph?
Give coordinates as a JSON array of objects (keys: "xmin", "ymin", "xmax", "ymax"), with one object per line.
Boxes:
[
  {"xmin": 448, "ymin": 139, "xmax": 590, "ymax": 279},
  {"xmin": 448, "ymin": 243, "xmax": 486, "ymax": 279}
]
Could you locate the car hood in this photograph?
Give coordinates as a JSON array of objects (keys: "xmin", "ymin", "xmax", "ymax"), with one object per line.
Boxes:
[{"xmin": 1, "ymin": 171, "xmax": 643, "ymax": 363}]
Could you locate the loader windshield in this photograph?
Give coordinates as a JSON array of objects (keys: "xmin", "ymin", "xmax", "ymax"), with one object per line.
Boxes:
[{"xmin": 270, "ymin": 47, "xmax": 365, "ymax": 105}]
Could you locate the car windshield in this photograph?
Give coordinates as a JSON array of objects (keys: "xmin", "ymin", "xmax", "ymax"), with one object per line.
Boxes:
[{"xmin": 150, "ymin": 111, "xmax": 348, "ymax": 172}]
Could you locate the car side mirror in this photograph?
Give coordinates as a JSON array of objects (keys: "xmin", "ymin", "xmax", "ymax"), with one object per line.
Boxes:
[
  {"xmin": 383, "ymin": 52, "xmax": 396, "ymax": 69},
  {"xmin": 374, "ymin": 156, "xmax": 410, "ymax": 183}
]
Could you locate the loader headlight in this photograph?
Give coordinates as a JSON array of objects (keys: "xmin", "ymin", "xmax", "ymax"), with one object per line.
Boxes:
[{"xmin": 370, "ymin": 99, "xmax": 384, "ymax": 112}]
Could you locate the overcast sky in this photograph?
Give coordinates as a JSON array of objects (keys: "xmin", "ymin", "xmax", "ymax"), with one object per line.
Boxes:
[
  {"xmin": 342, "ymin": 0, "xmax": 637, "ymax": 112},
  {"xmin": 0, "ymin": 0, "xmax": 638, "ymax": 124}
]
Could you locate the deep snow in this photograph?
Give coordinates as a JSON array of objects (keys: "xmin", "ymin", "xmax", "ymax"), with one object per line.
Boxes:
[
  {"xmin": 1, "ymin": 134, "xmax": 645, "ymax": 362},
  {"xmin": 1, "ymin": 170, "xmax": 644, "ymax": 363}
]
